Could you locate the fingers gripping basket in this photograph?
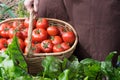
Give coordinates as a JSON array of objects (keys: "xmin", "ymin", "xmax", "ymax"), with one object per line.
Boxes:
[{"xmin": 0, "ymin": 17, "xmax": 78, "ymax": 75}]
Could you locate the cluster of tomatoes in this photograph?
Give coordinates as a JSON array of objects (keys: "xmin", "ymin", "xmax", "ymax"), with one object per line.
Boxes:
[{"xmin": 0, "ymin": 18, "xmax": 75, "ymax": 54}]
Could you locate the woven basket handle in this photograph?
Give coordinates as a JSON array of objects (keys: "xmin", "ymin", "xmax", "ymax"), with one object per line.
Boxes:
[{"xmin": 26, "ymin": 10, "xmax": 34, "ymax": 57}]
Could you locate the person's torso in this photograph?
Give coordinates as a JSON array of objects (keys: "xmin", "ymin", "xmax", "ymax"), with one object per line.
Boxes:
[
  {"xmin": 39, "ymin": 0, "xmax": 120, "ymax": 61},
  {"xmin": 64, "ymin": 0, "xmax": 120, "ymax": 60}
]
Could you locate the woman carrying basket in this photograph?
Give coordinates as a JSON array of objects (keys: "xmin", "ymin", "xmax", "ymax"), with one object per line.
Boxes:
[{"xmin": 24, "ymin": 0, "xmax": 120, "ymax": 65}]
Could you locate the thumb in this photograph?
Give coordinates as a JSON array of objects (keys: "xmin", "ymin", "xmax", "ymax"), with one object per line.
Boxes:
[
  {"xmin": 34, "ymin": 0, "xmax": 39, "ymax": 13},
  {"xmin": 24, "ymin": 0, "xmax": 34, "ymax": 12}
]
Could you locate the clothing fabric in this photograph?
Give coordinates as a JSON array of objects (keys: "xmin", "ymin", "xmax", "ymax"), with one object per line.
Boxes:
[{"xmin": 38, "ymin": 0, "xmax": 120, "ymax": 61}]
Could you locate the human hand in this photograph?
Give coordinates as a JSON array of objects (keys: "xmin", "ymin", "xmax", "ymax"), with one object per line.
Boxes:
[{"xmin": 24, "ymin": 0, "xmax": 39, "ymax": 16}]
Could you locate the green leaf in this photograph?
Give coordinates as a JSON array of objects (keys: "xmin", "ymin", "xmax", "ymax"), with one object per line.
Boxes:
[
  {"xmin": 5, "ymin": 36, "xmax": 27, "ymax": 72},
  {"xmin": 0, "ymin": 3, "xmax": 16, "ymax": 18},
  {"xmin": 80, "ymin": 58, "xmax": 103, "ymax": 80},
  {"xmin": 117, "ymin": 55, "xmax": 120, "ymax": 62},
  {"xmin": 41, "ymin": 56, "xmax": 62, "ymax": 78},
  {"xmin": 105, "ymin": 51, "xmax": 117, "ymax": 61},
  {"xmin": 14, "ymin": 75, "xmax": 32, "ymax": 80},
  {"xmin": 0, "ymin": 52, "xmax": 15, "ymax": 79},
  {"xmin": 116, "ymin": 55, "xmax": 120, "ymax": 67},
  {"xmin": 0, "ymin": 52, "xmax": 6, "ymax": 63},
  {"xmin": 101, "ymin": 61, "xmax": 113, "ymax": 75},
  {"xmin": 61, "ymin": 58, "xmax": 68, "ymax": 70},
  {"xmin": 67, "ymin": 58, "xmax": 80, "ymax": 79},
  {"xmin": 32, "ymin": 76, "xmax": 51, "ymax": 80},
  {"xmin": 58, "ymin": 69, "xmax": 70, "ymax": 80},
  {"xmin": 0, "ymin": 52, "xmax": 29, "ymax": 79},
  {"xmin": 84, "ymin": 76, "xmax": 88, "ymax": 80}
]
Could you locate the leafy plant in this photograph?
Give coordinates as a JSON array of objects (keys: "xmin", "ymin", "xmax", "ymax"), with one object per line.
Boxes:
[
  {"xmin": 5, "ymin": 36, "xmax": 27, "ymax": 71},
  {"xmin": 16, "ymin": 0, "xmax": 29, "ymax": 17},
  {"xmin": 0, "ymin": 3, "xmax": 16, "ymax": 21},
  {"xmin": 41, "ymin": 56, "xmax": 62, "ymax": 79},
  {"xmin": 0, "ymin": 36, "xmax": 28, "ymax": 80}
]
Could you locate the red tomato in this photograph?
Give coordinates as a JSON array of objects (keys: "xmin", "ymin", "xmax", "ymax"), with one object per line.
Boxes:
[
  {"xmin": 53, "ymin": 44, "xmax": 64, "ymax": 52},
  {"xmin": 24, "ymin": 43, "xmax": 41, "ymax": 54},
  {"xmin": 12, "ymin": 21, "xmax": 24, "ymax": 29},
  {"xmin": 40, "ymin": 40, "xmax": 53, "ymax": 53},
  {"xmin": 18, "ymin": 38, "xmax": 25, "ymax": 51},
  {"xmin": 36, "ymin": 18, "xmax": 48, "ymax": 29},
  {"xmin": 0, "ymin": 38, "xmax": 8, "ymax": 50},
  {"xmin": 24, "ymin": 18, "xmax": 36, "ymax": 28},
  {"xmin": 24, "ymin": 38, "xmax": 34, "ymax": 46},
  {"xmin": 58, "ymin": 26, "xmax": 65, "ymax": 35},
  {"xmin": 0, "ymin": 23, "xmax": 12, "ymax": 38},
  {"xmin": 50, "ymin": 36, "xmax": 63, "ymax": 45},
  {"xmin": 32, "ymin": 28, "xmax": 48, "ymax": 42},
  {"xmin": 21, "ymin": 28, "xmax": 28, "ymax": 40},
  {"xmin": 1, "ymin": 48, "xmax": 6, "ymax": 52},
  {"xmin": 47, "ymin": 26, "xmax": 59, "ymax": 36},
  {"xmin": 32, "ymin": 43, "xmax": 41, "ymax": 53},
  {"xmin": 61, "ymin": 42, "xmax": 70, "ymax": 50},
  {"xmin": 24, "ymin": 38, "xmax": 28, "ymax": 46},
  {"xmin": 9, "ymin": 28, "xmax": 23, "ymax": 39},
  {"xmin": 62, "ymin": 31, "xmax": 75, "ymax": 44}
]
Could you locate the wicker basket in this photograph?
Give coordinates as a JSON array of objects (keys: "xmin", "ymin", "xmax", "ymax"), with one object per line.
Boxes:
[{"xmin": 0, "ymin": 18, "xmax": 78, "ymax": 75}]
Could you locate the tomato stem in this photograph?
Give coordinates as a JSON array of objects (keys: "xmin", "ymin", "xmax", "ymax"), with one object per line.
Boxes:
[
  {"xmin": 43, "ymin": 43, "xmax": 49, "ymax": 48},
  {"xmin": 4, "ymin": 27, "xmax": 9, "ymax": 31}
]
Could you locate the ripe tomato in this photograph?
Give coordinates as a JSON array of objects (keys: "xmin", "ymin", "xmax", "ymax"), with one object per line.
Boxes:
[
  {"xmin": 12, "ymin": 21, "xmax": 24, "ymax": 29},
  {"xmin": 47, "ymin": 26, "xmax": 59, "ymax": 36},
  {"xmin": 53, "ymin": 44, "xmax": 64, "ymax": 52},
  {"xmin": 0, "ymin": 23, "xmax": 12, "ymax": 38},
  {"xmin": 58, "ymin": 26, "xmax": 65, "ymax": 35},
  {"xmin": 50, "ymin": 36, "xmax": 63, "ymax": 45},
  {"xmin": 1, "ymin": 48, "xmax": 6, "ymax": 52},
  {"xmin": 32, "ymin": 28, "xmax": 48, "ymax": 42},
  {"xmin": 24, "ymin": 38, "xmax": 34, "ymax": 46},
  {"xmin": 32, "ymin": 43, "xmax": 41, "ymax": 53},
  {"xmin": 24, "ymin": 43, "xmax": 41, "ymax": 54},
  {"xmin": 61, "ymin": 42, "xmax": 70, "ymax": 50},
  {"xmin": 62, "ymin": 31, "xmax": 75, "ymax": 44},
  {"xmin": 21, "ymin": 28, "xmax": 28, "ymax": 40},
  {"xmin": 9, "ymin": 28, "xmax": 23, "ymax": 39},
  {"xmin": 40, "ymin": 40, "xmax": 53, "ymax": 53},
  {"xmin": 24, "ymin": 18, "xmax": 36, "ymax": 28},
  {"xmin": 36, "ymin": 18, "xmax": 48, "ymax": 29},
  {"xmin": 24, "ymin": 38, "xmax": 28, "ymax": 46},
  {"xmin": 18, "ymin": 38, "xmax": 25, "ymax": 51},
  {"xmin": 0, "ymin": 38, "xmax": 8, "ymax": 50}
]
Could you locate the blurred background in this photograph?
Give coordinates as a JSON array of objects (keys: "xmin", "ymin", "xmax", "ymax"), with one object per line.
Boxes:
[{"xmin": 0, "ymin": 0, "xmax": 28, "ymax": 22}]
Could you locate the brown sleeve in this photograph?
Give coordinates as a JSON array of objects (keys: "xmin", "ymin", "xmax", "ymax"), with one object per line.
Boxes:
[{"xmin": 38, "ymin": 0, "xmax": 69, "ymax": 21}]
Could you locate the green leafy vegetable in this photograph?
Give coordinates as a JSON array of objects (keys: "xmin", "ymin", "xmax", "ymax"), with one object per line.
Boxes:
[
  {"xmin": 58, "ymin": 69, "xmax": 70, "ymax": 80},
  {"xmin": 105, "ymin": 51, "xmax": 117, "ymax": 61},
  {"xmin": 41, "ymin": 56, "xmax": 62, "ymax": 79},
  {"xmin": 5, "ymin": 36, "xmax": 27, "ymax": 71}
]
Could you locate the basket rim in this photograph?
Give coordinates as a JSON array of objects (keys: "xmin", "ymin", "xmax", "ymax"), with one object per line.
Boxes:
[{"xmin": 0, "ymin": 18, "xmax": 78, "ymax": 57}]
